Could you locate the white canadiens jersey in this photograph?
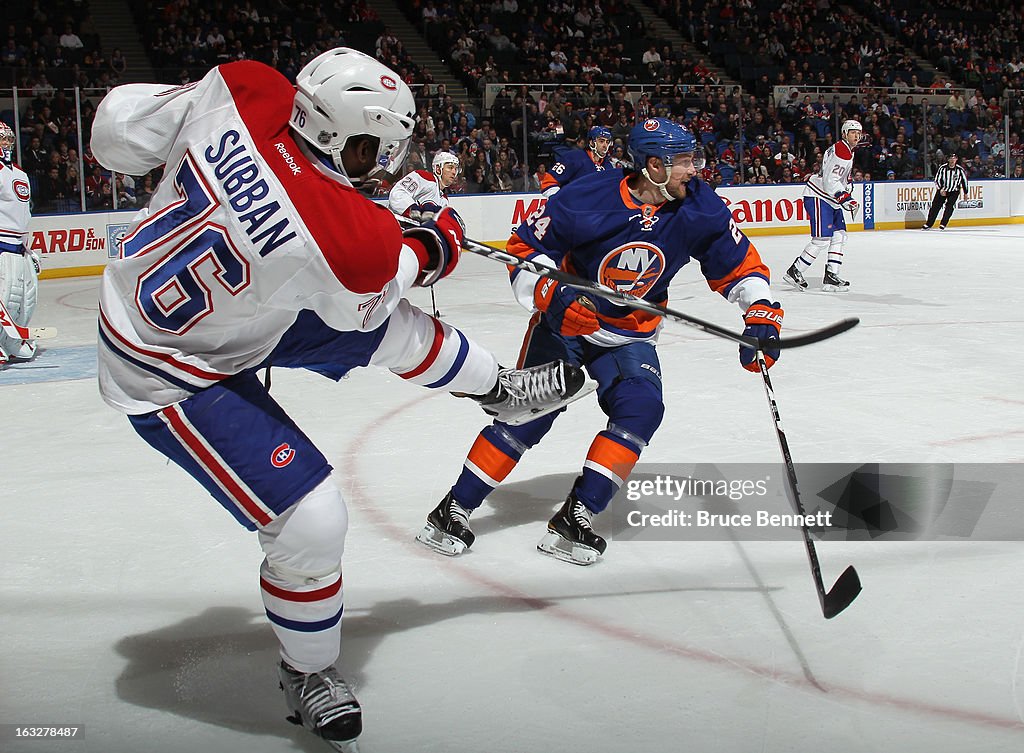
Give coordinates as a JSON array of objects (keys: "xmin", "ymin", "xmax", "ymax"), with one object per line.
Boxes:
[
  {"xmin": 387, "ymin": 169, "xmax": 450, "ymax": 217},
  {"xmin": 0, "ymin": 161, "xmax": 32, "ymax": 249},
  {"xmin": 92, "ymin": 61, "xmax": 423, "ymax": 414},
  {"xmin": 803, "ymin": 140, "xmax": 855, "ymax": 209}
]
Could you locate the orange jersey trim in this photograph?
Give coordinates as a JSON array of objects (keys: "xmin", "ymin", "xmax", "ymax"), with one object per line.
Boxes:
[{"xmin": 705, "ymin": 243, "xmax": 771, "ymax": 296}]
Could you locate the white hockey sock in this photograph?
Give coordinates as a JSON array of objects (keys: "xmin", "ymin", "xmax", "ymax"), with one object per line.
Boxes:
[
  {"xmin": 827, "ymin": 230, "xmax": 846, "ymax": 274},
  {"xmin": 373, "ymin": 298, "xmax": 498, "ymax": 395},
  {"xmin": 258, "ymin": 478, "xmax": 348, "ymax": 673},
  {"xmin": 795, "ymin": 238, "xmax": 829, "ymax": 271}
]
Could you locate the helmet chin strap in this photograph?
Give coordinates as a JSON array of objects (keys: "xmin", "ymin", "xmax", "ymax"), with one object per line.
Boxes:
[{"xmin": 642, "ymin": 157, "xmax": 674, "ymax": 202}]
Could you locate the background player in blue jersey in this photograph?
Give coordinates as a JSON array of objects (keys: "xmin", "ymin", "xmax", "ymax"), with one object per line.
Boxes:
[
  {"xmin": 417, "ymin": 118, "xmax": 785, "ymax": 565},
  {"xmin": 540, "ymin": 125, "xmax": 615, "ymax": 196}
]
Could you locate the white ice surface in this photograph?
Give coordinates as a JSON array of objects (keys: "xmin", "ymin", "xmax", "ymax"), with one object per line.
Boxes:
[{"xmin": 2, "ymin": 226, "xmax": 1023, "ymax": 753}]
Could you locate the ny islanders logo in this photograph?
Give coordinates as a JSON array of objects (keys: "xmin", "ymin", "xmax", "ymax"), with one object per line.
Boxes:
[{"xmin": 599, "ymin": 242, "xmax": 665, "ymax": 296}]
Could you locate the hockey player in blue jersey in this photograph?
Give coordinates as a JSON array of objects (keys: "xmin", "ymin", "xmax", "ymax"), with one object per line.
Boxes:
[
  {"xmin": 417, "ymin": 118, "xmax": 785, "ymax": 565},
  {"xmin": 540, "ymin": 125, "xmax": 615, "ymax": 196}
]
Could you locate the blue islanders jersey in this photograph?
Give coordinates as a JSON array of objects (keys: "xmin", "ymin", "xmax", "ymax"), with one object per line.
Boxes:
[
  {"xmin": 508, "ymin": 170, "xmax": 771, "ymax": 346},
  {"xmin": 540, "ymin": 146, "xmax": 616, "ymax": 196}
]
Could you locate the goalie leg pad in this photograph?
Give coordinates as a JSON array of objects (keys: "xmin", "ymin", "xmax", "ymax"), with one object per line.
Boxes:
[{"xmin": 0, "ymin": 250, "xmax": 38, "ymax": 355}]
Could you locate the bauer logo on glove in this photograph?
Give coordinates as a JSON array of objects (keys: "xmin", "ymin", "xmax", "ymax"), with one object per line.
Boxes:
[{"xmin": 739, "ymin": 299, "xmax": 783, "ymax": 372}]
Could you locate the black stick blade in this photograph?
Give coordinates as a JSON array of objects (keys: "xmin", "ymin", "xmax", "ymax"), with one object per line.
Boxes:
[
  {"xmin": 772, "ymin": 317, "xmax": 860, "ymax": 350},
  {"xmin": 822, "ymin": 566, "xmax": 862, "ymax": 619}
]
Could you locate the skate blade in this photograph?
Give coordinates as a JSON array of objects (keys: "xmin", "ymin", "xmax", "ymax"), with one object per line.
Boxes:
[
  {"xmin": 503, "ymin": 379, "xmax": 598, "ymax": 426},
  {"xmin": 537, "ymin": 531, "xmax": 599, "ymax": 566},
  {"xmin": 325, "ymin": 739, "xmax": 361, "ymax": 753},
  {"xmin": 783, "ymin": 275, "xmax": 807, "ymax": 291},
  {"xmin": 415, "ymin": 523, "xmax": 468, "ymax": 556},
  {"xmin": 821, "ymin": 284, "xmax": 850, "ymax": 292}
]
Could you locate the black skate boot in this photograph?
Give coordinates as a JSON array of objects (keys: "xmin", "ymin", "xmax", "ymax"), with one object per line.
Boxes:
[
  {"xmin": 279, "ymin": 661, "xmax": 362, "ymax": 752},
  {"xmin": 463, "ymin": 360, "xmax": 596, "ymax": 425},
  {"xmin": 537, "ymin": 492, "xmax": 607, "ymax": 566},
  {"xmin": 822, "ymin": 269, "xmax": 850, "ymax": 292},
  {"xmin": 784, "ymin": 263, "xmax": 807, "ymax": 291},
  {"xmin": 416, "ymin": 492, "xmax": 475, "ymax": 556}
]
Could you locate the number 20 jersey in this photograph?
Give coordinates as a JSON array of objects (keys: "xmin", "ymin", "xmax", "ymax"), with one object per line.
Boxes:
[
  {"xmin": 92, "ymin": 61, "xmax": 421, "ymax": 414},
  {"xmin": 508, "ymin": 170, "xmax": 772, "ymax": 347}
]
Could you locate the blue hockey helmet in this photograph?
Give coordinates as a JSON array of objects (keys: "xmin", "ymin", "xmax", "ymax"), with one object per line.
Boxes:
[
  {"xmin": 588, "ymin": 125, "xmax": 613, "ymax": 157},
  {"xmin": 628, "ymin": 118, "xmax": 704, "ymax": 170}
]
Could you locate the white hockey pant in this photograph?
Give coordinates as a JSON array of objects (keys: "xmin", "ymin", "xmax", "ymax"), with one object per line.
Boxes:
[
  {"xmin": 0, "ymin": 249, "xmax": 38, "ymax": 359},
  {"xmin": 371, "ymin": 298, "xmax": 499, "ymax": 395},
  {"xmin": 258, "ymin": 478, "xmax": 348, "ymax": 674}
]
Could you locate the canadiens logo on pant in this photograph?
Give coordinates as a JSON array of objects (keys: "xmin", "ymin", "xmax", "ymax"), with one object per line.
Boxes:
[{"xmin": 271, "ymin": 443, "xmax": 296, "ymax": 468}]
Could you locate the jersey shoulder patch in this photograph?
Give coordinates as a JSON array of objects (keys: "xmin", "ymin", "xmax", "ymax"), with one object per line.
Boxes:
[
  {"xmin": 834, "ymin": 141, "xmax": 853, "ymax": 160},
  {"xmin": 414, "ymin": 169, "xmax": 436, "ymax": 182}
]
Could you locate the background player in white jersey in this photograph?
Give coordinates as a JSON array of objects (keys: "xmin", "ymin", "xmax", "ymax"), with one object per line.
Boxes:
[
  {"xmin": 388, "ymin": 150, "xmax": 459, "ymax": 221},
  {"xmin": 416, "ymin": 119, "xmax": 783, "ymax": 566},
  {"xmin": 785, "ymin": 119, "xmax": 862, "ymax": 292},
  {"xmin": 0, "ymin": 122, "xmax": 40, "ymax": 365},
  {"xmin": 91, "ymin": 47, "xmax": 587, "ymax": 752}
]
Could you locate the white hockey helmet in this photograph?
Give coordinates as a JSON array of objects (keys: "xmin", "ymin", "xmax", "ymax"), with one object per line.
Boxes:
[
  {"xmin": 841, "ymin": 119, "xmax": 863, "ymax": 138},
  {"xmin": 0, "ymin": 122, "xmax": 14, "ymax": 164},
  {"xmin": 290, "ymin": 47, "xmax": 416, "ymax": 181},
  {"xmin": 431, "ymin": 150, "xmax": 461, "ymax": 180}
]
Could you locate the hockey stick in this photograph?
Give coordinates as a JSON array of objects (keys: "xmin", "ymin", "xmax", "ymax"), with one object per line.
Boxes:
[
  {"xmin": 0, "ymin": 298, "xmax": 57, "ymax": 341},
  {"xmin": 756, "ymin": 348, "xmax": 861, "ymax": 619},
  {"xmin": 461, "ymin": 238, "xmax": 859, "ymax": 350}
]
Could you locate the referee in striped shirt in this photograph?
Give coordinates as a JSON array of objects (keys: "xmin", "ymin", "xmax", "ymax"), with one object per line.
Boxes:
[{"xmin": 922, "ymin": 152, "xmax": 969, "ymax": 230}]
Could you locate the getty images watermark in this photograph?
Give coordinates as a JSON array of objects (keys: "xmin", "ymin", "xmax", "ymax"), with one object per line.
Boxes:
[
  {"xmin": 607, "ymin": 463, "xmax": 1022, "ymax": 542},
  {"xmin": 623, "ymin": 474, "xmax": 832, "ymax": 531}
]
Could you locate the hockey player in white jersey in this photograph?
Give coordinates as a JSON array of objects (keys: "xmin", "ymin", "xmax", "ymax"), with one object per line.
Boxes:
[
  {"xmin": 0, "ymin": 122, "xmax": 40, "ymax": 365},
  {"xmin": 388, "ymin": 150, "xmax": 459, "ymax": 221},
  {"xmin": 91, "ymin": 47, "xmax": 590, "ymax": 752},
  {"xmin": 785, "ymin": 119, "xmax": 862, "ymax": 292}
]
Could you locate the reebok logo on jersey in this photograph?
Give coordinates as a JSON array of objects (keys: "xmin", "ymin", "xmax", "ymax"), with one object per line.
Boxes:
[
  {"xmin": 271, "ymin": 443, "xmax": 296, "ymax": 468},
  {"xmin": 274, "ymin": 142, "xmax": 302, "ymax": 175}
]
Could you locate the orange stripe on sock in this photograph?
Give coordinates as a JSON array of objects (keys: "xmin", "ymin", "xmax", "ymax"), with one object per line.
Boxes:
[
  {"xmin": 586, "ymin": 435, "xmax": 640, "ymax": 478},
  {"xmin": 467, "ymin": 435, "xmax": 519, "ymax": 482}
]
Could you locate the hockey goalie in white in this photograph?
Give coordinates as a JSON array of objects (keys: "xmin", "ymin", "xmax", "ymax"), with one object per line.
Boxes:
[{"xmin": 0, "ymin": 122, "xmax": 40, "ymax": 365}]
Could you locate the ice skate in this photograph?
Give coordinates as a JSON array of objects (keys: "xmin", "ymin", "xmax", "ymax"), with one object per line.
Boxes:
[
  {"xmin": 920, "ymin": 224, "xmax": 932, "ymax": 230},
  {"xmin": 416, "ymin": 492, "xmax": 475, "ymax": 555},
  {"xmin": 463, "ymin": 360, "xmax": 596, "ymax": 426},
  {"xmin": 537, "ymin": 492, "xmax": 607, "ymax": 566},
  {"xmin": 821, "ymin": 269, "xmax": 850, "ymax": 292},
  {"xmin": 279, "ymin": 661, "xmax": 362, "ymax": 753},
  {"xmin": 783, "ymin": 263, "xmax": 807, "ymax": 291}
]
